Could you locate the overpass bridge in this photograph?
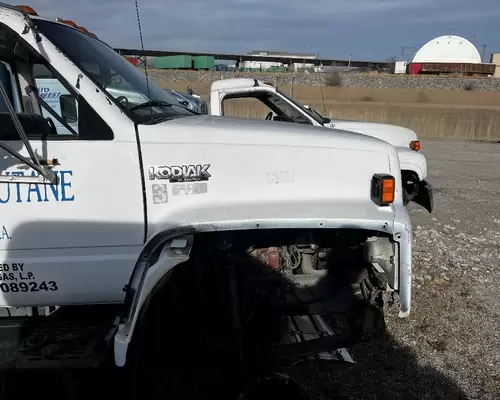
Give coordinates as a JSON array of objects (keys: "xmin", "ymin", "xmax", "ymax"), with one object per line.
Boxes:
[{"xmin": 114, "ymin": 48, "xmax": 387, "ymax": 70}]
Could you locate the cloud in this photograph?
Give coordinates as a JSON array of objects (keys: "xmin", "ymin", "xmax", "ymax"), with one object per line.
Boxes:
[{"xmin": 10, "ymin": 0, "xmax": 500, "ymax": 60}]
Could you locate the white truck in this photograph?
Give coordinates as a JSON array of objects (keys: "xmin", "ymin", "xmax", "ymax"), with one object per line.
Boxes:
[
  {"xmin": 0, "ymin": 4, "xmax": 412, "ymax": 396},
  {"xmin": 209, "ymin": 78, "xmax": 433, "ymax": 213}
]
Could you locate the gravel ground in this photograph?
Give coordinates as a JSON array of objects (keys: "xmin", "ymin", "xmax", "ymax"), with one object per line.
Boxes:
[
  {"xmin": 147, "ymin": 69, "xmax": 500, "ymax": 92},
  {"xmin": 288, "ymin": 139, "xmax": 500, "ymax": 400}
]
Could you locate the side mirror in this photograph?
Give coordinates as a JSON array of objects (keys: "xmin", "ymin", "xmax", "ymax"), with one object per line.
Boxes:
[
  {"xmin": 179, "ymin": 100, "xmax": 189, "ymax": 107},
  {"xmin": 63, "ymin": 116, "xmax": 77, "ymax": 124}
]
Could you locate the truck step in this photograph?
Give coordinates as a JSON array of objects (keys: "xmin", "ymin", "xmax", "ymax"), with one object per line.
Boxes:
[{"xmin": 0, "ymin": 305, "xmax": 119, "ymax": 369}]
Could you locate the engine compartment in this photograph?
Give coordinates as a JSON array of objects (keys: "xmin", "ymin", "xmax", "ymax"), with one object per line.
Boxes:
[{"xmin": 127, "ymin": 228, "xmax": 398, "ymax": 399}]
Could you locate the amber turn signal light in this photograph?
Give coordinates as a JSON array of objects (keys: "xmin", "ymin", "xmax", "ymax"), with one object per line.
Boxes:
[
  {"xmin": 371, "ymin": 174, "xmax": 395, "ymax": 206},
  {"xmin": 410, "ymin": 140, "xmax": 420, "ymax": 151},
  {"xmin": 14, "ymin": 5, "xmax": 37, "ymax": 15}
]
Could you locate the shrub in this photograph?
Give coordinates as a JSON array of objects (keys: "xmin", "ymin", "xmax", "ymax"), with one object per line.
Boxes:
[
  {"xmin": 325, "ymin": 71, "xmax": 342, "ymax": 87},
  {"xmin": 463, "ymin": 83, "xmax": 475, "ymax": 91}
]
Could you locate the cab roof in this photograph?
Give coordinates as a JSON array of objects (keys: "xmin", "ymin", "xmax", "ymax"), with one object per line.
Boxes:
[
  {"xmin": 0, "ymin": 3, "xmax": 98, "ymax": 39},
  {"xmin": 211, "ymin": 78, "xmax": 275, "ymax": 92}
]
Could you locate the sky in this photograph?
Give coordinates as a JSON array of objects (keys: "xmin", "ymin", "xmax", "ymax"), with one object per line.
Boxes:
[{"xmin": 12, "ymin": 0, "xmax": 500, "ymax": 61}]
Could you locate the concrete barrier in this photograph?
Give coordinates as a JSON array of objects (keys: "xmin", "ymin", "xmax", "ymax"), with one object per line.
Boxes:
[
  {"xmin": 315, "ymin": 102, "xmax": 500, "ymax": 141},
  {"xmin": 220, "ymin": 99, "xmax": 500, "ymax": 141}
]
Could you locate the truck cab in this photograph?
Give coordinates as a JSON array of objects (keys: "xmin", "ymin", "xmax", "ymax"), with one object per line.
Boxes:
[
  {"xmin": 0, "ymin": 5, "xmax": 412, "ymax": 391},
  {"xmin": 210, "ymin": 78, "xmax": 433, "ymax": 213}
]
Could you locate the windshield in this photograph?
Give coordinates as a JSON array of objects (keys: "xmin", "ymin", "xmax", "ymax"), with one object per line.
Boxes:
[
  {"xmin": 275, "ymin": 89, "xmax": 324, "ymax": 125},
  {"xmin": 266, "ymin": 93, "xmax": 305, "ymax": 121},
  {"xmin": 35, "ymin": 20, "xmax": 196, "ymax": 122},
  {"xmin": 303, "ymin": 104, "xmax": 328, "ymax": 123}
]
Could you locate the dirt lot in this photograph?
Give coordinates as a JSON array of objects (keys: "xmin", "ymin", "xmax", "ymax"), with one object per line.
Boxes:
[{"xmin": 287, "ymin": 139, "xmax": 500, "ymax": 399}]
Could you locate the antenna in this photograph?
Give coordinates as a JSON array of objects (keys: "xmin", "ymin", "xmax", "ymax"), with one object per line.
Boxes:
[
  {"xmin": 134, "ymin": 0, "xmax": 151, "ymax": 111},
  {"xmin": 319, "ymin": 84, "xmax": 325, "ymax": 117}
]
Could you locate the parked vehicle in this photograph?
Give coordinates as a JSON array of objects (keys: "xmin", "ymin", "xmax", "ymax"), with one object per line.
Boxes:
[
  {"xmin": 164, "ymin": 88, "xmax": 208, "ymax": 114},
  {"xmin": 0, "ymin": 4, "xmax": 412, "ymax": 397},
  {"xmin": 210, "ymin": 78, "xmax": 432, "ymax": 212},
  {"xmin": 34, "ymin": 78, "xmax": 207, "ymax": 127}
]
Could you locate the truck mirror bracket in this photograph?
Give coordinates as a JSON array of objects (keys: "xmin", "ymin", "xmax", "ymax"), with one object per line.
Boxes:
[
  {"xmin": 25, "ymin": 85, "xmax": 78, "ymax": 136},
  {"xmin": 0, "ymin": 78, "xmax": 57, "ymax": 184}
]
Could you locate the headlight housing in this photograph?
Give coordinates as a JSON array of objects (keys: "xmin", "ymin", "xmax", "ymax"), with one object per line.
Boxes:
[
  {"xmin": 371, "ymin": 174, "xmax": 395, "ymax": 206},
  {"xmin": 410, "ymin": 140, "xmax": 420, "ymax": 151}
]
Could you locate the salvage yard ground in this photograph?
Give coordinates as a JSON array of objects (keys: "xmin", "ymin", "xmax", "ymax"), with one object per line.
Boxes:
[{"xmin": 288, "ymin": 139, "xmax": 500, "ymax": 400}]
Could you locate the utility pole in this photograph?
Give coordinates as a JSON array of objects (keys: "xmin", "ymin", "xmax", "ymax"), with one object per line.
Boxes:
[{"xmin": 400, "ymin": 46, "xmax": 418, "ymax": 62}]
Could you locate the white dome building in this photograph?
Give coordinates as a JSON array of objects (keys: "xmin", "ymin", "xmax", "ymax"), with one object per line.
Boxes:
[{"xmin": 412, "ymin": 35, "xmax": 481, "ymax": 64}]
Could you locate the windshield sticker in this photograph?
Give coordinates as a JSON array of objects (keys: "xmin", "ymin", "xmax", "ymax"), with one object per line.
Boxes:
[
  {"xmin": 149, "ymin": 164, "xmax": 211, "ymax": 183},
  {"xmin": 38, "ymin": 87, "xmax": 61, "ymax": 99},
  {"xmin": 172, "ymin": 182, "xmax": 208, "ymax": 196}
]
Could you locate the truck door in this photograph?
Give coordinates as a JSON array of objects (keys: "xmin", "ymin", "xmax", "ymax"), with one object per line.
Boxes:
[{"xmin": 0, "ymin": 56, "xmax": 144, "ymax": 307}]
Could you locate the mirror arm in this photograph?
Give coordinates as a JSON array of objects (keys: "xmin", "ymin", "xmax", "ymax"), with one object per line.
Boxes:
[
  {"xmin": 25, "ymin": 85, "xmax": 77, "ymax": 135},
  {"xmin": 0, "ymin": 79, "xmax": 56, "ymax": 184},
  {"xmin": 0, "ymin": 81, "xmax": 38, "ymax": 162}
]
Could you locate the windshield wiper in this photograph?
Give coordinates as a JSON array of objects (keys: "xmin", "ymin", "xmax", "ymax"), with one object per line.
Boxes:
[
  {"xmin": 129, "ymin": 100, "xmax": 173, "ymax": 112},
  {"xmin": 130, "ymin": 100, "xmax": 201, "ymax": 116},
  {"xmin": 178, "ymin": 105, "xmax": 201, "ymax": 115}
]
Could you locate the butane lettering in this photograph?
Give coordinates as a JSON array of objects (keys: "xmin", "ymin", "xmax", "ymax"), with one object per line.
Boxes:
[
  {"xmin": 0, "ymin": 170, "xmax": 74, "ymax": 204},
  {"xmin": 0, "ymin": 226, "xmax": 10, "ymax": 240}
]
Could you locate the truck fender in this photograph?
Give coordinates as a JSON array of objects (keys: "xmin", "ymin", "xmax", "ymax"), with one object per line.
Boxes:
[
  {"xmin": 413, "ymin": 180, "xmax": 434, "ymax": 213},
  {"xmin": 114, "ymin": 229, "xmax": 195, "ymax": 367},
  {"xmin": 396, "ymin": 147, "xmax": 428, "ymax": 182}
]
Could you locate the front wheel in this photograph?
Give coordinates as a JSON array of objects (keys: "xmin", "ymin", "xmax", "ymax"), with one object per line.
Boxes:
[{"xmin": 403, "ymin": 189, "xmax": 410, "ymax": 205}]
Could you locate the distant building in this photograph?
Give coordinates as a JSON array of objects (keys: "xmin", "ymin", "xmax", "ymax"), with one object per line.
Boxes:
[
  {"xmin": 408, "ymin": 35, "xmax": 495, "ymax": 76},
  {"xmin": 247, "ymin": 50, "xmax": 317, "ymax": 60},
  {"xmin": 245, "ymin": 50, "xmax": 317, "ymax": 72},
  {"xmin": 241, "ymin": 58, "xmax": 284, "ymax": 71},
  {"xmin": 412, "ymin": 35, "xmax": 481, "ymax": 64},
  {"xmin": 491, "ymin": 54, "xmax": 500, "ymax": 78}
]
